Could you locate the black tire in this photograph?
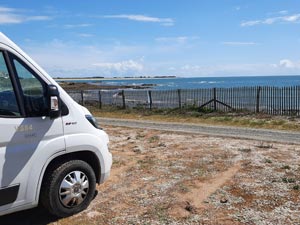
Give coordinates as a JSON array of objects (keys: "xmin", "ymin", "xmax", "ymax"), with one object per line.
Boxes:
[{"xmin": 40, "ymin": 160, "xmax": 96, "ymax": 217}]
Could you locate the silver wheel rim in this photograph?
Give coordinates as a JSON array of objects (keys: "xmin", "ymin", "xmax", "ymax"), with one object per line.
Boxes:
[{"xmin": 59, "ymin": 171, "xmax": 89, "ymax": 208}]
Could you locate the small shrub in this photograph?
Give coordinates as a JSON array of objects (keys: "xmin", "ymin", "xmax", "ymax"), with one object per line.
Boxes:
[
  {"xmin": 281, "ymin": 165, "xmax": 291, "ymax": 170},
  {"xmin": 238, "ymin": 148, "xmax": 252, "ymax": 153},
  {"xmin": 282, "ymin": 177, "xmax": 296, "ymax": 183},
  {"xmin": 293, "ymin": 185, "xmax": 300, "ymax": 190},
  {"xmin": 178, "ymin": 183, "xmax": 190, "ymax": 193},
  {"xmin": 257, "ymin": 142, "xmax": 273, "ymax": 149},
  {"xmin": 265, "ymin": 159, "xmax": 272, "ymax": 164},
  {"xmin": 149, "ymin": 135, "xmax": 160, "ymax": 143},
  {"xmin": 136, "ymin": 132, "xmax": 145, "ymax": 139}
]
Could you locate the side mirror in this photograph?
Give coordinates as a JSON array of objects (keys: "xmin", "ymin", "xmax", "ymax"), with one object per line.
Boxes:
[{"xmin": 47, "ymin": 85, "xmax": 61, "ymax": 119}]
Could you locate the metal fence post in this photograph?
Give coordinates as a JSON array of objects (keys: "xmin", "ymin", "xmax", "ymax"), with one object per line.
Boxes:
[
  {"xmin": 256, "ymin": 86, "xmax": 261, "ymax": 113},
  {"xmin": 81, "ymin": 90, "xmax": 84, "ymax": 106},
  {"xmin": 177, "ymin": 89, "xmax": 182, "ymax": 109},
  {"xmin": 121, "ymin": 90, "xmax": 126, "ymax": 109},
  {"xmin": 148, "ymin": 90, "xmax": 152, "ymax": 110},
  {"xmin": 213, "ymin": 88, "xmax": 217, "ymax": 111},
  {"xmin": 98, "ymin": 90, "xmax": 102, "ymax": 109}
]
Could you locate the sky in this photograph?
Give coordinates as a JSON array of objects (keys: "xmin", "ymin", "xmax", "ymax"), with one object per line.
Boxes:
[{"xmin": 1, "ymin": 0, "xmax": 300, "ymax": 78}]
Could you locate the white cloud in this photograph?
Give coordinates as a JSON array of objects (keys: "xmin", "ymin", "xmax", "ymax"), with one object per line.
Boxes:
[
  {"xmin": 0, "ymin": 6, "xmax": 52, "ymax": 24},
  {"xmin": 26, "ymin": 16, "xmax": 51, "ymax": 22},
  {"xmin": 178, "ymin": 63, "xmax": 271, "ymax": 76},
  {"xmin": 64, "ymin": 23, "xmax": 92, "ymax": 29},
  {"xmin": 0, "ymin": 6, "xmax": 14, "ymax": 12},
  {"xmin": 278, "ymin": 10, "xmax": 288, "ymax": 15},
  {"xmin": 268, "ymin": 10, "xmax": 289, "ymax": 16},
  {"xmin": 22, "ymin": 37, "xmax": 300, "ymax": 77},
  {"xmin": 78, "ymin": 33, "xmax": 94, "ymax": 38},
  {"xmin": 0, "ymin": 14, "xmax": 20, "ymax": 24},
  {"xmin": 241, "ymin": 13, "xmax": 300, "ymax": 26},
  {"xmin": 24, "ymin": 39, "xmax": 147, "ymax": 77},
  {"xmin": 278, "ymin": 59, "xmax": 300, "ymax": 69},
  {"xmin": 155, "ymin": 36, "xmax": 199, "ymax": 44},
  {"xmin": 222, "ymin": 41, "xmax": 257, "ymax": 46},
  {"xmin": 92, "ymin": 60, "xmax": 144, "ymax": 76},
  {"xmin": 241, "ymin": 20, "xmax": 260, "ymax": 26},
  {"xmin": 284, "ymin": 14, "xmax": 300, "ymax": 22},
  {"xmin": 103, "ymin": 14, "xmax": 174, "ymax": 26},
  {"xmin": 173, "ymin": 60, "xmax": 300, "ymax": 77}
]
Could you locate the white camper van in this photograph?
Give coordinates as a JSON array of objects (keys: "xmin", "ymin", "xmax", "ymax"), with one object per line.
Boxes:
[{"xmin": 0, "ymin": 33, "xmax": 112, "ymax": 217}]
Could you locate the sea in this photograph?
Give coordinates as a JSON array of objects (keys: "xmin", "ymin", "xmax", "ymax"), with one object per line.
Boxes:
[{"xmin": 60, "ymin": 75, "xmax": 300, "ymax": 90}]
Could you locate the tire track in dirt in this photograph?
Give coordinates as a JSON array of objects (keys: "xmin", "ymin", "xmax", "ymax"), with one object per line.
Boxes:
[{"xmin": 168, "ymin": 163, "xmax": 241, "ymax": 218}]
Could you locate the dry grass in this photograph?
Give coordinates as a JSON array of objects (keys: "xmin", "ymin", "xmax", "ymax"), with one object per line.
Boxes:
[
  {"xmin": 55, "ymin": 126, "xmax": 300, "ymax": 224},
  {"xmin": 1, "ymin": 126, "xmax": 299, "ymax": 224}
]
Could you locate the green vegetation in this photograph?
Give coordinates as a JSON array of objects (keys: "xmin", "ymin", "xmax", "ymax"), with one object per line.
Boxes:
[
  {"xmin": 88, "ymin": 105, "xmax": 300, "ymax": 131},
  {"xmin": 137, "ymin": 156, "xmax": 156, "ymax": 170},
  {"xmin": 293, "ymin": 185, "xmax": 300, "ymax": 190},
  {"xmin": 148, "ymin": 135, "xmax": 160, "ymax": 143},
  {"xmin": 264, "ymin": 159, "xmax": 272, "ymax": 164},
  {"xmin": 238, "ymin": 148, "xmax": 252, "ymax": 153},
  {"xmin": 282, "ymin": 177, "xmax": 296, "ymax": 183},
  {"xmin": 281, "ymin": 165, "xmax": 291, "ymax": 170}
]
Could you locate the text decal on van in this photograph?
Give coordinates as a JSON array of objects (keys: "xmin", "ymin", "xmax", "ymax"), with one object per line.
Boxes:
[{"xmin": 15, "ymin": 125, "xmax": 33, "ymax": 132}]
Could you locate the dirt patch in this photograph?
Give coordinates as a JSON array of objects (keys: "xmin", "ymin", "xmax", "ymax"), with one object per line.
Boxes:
[
  {"xmin": 55, "ymin": 127, "xmax": 300, "ymax": 224},
  {"xmin": 169, "ymin": 163, "xmax": 241, "ymax": 219},
  {"xmin": 1, "ymin": 126, "xmax": 299, "ymax": 225}
]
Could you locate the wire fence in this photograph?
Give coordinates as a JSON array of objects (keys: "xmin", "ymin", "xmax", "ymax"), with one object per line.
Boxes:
[{"xmin": 67, "ymin": 86, "xmax": 300, "ymax": 115}]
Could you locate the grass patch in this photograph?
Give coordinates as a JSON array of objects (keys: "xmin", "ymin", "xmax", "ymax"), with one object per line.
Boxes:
[
  {"xmin": 137, "ymin": 156, "xmax": 156, "ymax": 170},
  {"xmin": 265, "ymin": 159, "xmax": 272, "ymax": 164},
  {"xmin": 136, "ymin": 132, "xmax": 146, "ymax": 139},
  {"xmin": 281, "ymin": 165, "xmax": 291, "ymax": 170},
  {"xmin": 192, "ymin": 167, "xmax": 206, "ymax": 178},
  {"xmin": 238, "ymin": 148, "xmax": 252, "ymax": 153},
  {"xmin": 177, "ymin": 183, "xmax": 190, "ymax": 193},
  {"xmin": 282, "ymin": 177, "xmax": 296, "ymax": 183},
  {"xmin": 293, "ymin": 185, "xmax": 300, "ymax": 190},
  {"xmin": 149, "ymin": 135, "xmax": 160, "ymax": 143},
  {"xmin": 153, "ymin": 204, "xmax": 170, "ymax": 223},
  {"xmin": 256, "ymin": 142, "xmax": 273, "ymax": 149}
]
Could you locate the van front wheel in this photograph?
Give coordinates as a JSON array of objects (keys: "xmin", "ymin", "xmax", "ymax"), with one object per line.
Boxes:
[{"xmin": 40, "ymin": 160, "xmax": 96, "ymax": 217}]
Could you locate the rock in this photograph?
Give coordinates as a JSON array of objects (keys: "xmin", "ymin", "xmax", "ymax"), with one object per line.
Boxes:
[
  {"xmin": 185, "ymin": 201, "xmax": 197, "ymax": 213},
  {"xmin": 220, "ymin": 198, "xmax": 228, "ymax": 204},
  {"xmin": 133, "ymin": 146, "xmax": 143, "ymax": 153},
  {"xmin": 158, "ymin": 143, "xmax": 166, "ymax": 147}
]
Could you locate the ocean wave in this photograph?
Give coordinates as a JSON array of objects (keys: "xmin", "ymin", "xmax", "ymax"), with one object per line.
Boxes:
[{"xmin": 189, "ymin": 81, "xmax": 224, "ymax": 84}]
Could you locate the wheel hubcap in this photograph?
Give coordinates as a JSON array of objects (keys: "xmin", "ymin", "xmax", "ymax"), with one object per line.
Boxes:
[{"xmin": 59, "ymin": 171, "xmax": 89, "ymax": 208}]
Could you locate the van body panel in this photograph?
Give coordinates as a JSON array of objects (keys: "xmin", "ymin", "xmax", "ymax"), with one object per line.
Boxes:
[
  {"xmin": 0, "ymin": 116, "xmax": 65, "ymax": 211},
  {"xmin": 0, "ymin": 32, "xmax": 112, "ymax": 216}
]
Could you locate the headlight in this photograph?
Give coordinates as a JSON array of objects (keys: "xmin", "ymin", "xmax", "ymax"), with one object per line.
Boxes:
[{"xmin": 85, "ymin": 115, "xmax": 102, "ymax": 129}]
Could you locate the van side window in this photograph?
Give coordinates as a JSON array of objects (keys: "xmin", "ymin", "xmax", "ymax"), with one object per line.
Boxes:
[
  {"xmin": 0, "ymin": 52, "xmax": 20, "ymax": 117},
  {"xmin": 12, "ymin": 58, "xmax": 48, "ymax": 117}
]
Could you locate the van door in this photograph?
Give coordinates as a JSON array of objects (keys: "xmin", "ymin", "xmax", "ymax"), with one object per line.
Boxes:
[{"xmin": 0, "ymin": 51, "xmax": 65, "ymax": 208}]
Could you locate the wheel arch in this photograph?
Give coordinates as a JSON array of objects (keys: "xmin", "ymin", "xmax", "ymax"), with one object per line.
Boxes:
[
  {"xmin": 38, "ymin": 156, "xmax": 98, "ymax": 217},
  {"xmin": 41, "ymin": 151, "xmax": 102, "ymax": 186}
]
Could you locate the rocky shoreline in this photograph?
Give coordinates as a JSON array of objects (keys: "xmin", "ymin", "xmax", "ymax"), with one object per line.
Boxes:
[{"xmin": 58, "ymin": 81, "xmax": 157, "ymax": 91}]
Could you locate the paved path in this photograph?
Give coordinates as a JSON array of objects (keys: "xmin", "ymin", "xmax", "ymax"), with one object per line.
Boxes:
[{"xmin": 97, "ymin": 117, "xmax": 300, "ymax": 145}]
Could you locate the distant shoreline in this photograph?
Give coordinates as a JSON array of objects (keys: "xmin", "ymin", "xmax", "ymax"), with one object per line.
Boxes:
[
  {"xmin": 58, "ymin": 81, "xmax": 157, "ymax": 90},
  {"xmin": 56, "ymin": 75, "xmax": 300, "ymax": 90},
  {"xmin": 55, "ymin": 76, "xmax": 177, "ymax": 81}
]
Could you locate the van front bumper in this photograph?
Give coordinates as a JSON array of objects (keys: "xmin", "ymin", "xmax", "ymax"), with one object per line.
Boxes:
[{"xmin": 99, "ymin": 151, "xmax": 112, "ymax": 184}]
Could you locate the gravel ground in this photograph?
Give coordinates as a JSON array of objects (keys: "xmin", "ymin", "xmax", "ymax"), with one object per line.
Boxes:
[
  {"xmin": 98, "ymin": 117, "xmax": 300, "ymax": 145},
  {"xmin": 1, "ymin": 123, "xmax": 299, "ymax": 225}
]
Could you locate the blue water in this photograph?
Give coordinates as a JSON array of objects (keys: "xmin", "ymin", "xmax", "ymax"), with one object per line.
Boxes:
[{"xmin": 60, "ymin": 75, "xmax": 300, "ymax": 90}]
